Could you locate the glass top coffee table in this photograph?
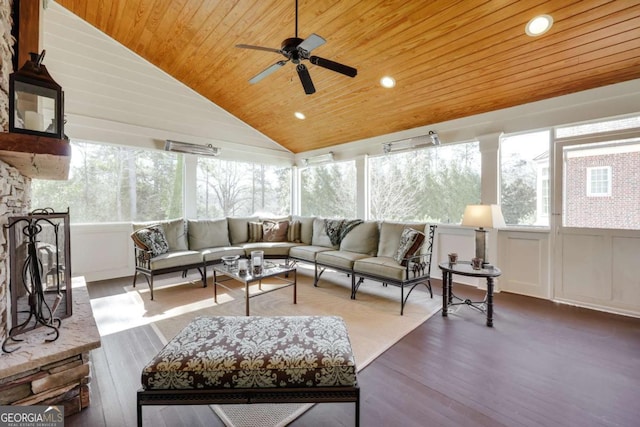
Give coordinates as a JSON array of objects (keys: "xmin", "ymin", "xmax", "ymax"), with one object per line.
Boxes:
[{"xmin": 212, "ymin": 262, "xmax": 297, "ymax": 315}]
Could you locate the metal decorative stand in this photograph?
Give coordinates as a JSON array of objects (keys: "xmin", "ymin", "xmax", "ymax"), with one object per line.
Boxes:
[{"xmin": 3, "ymin": 208, "xmax": 72, "ymax": 353}]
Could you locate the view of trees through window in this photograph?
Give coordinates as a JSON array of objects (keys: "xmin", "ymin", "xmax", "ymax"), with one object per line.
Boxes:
[
  {"xmin": 196, "ymin": 158, "xmax": 291, "ymax": 218},
  {"xmin": 300, "ymin": 162, "xmax": 357, "ymax": 218},
  {"xmin": 369, "ymin": 142, "xmax": 481, "ymax": 223},
  {"xmin": 500, "ymin": 131, "xmax": 550, "ymax": 226},
  {"xmin": 32, "ymin": 141, "xmax": 183, "ymax": 223}
]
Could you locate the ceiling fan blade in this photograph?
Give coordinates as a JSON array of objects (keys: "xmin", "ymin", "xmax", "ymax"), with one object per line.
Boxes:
[
  {"xmin": 249, "ymin": 60, "xmax": 288, "ymax": 84},
  {"xmin": 296, "ymin": 64, "xmax": 316, "ymax": 95},
  {"xmin": 236, "ymin": 44, "xmax": 282, "ymax": 54},
  {"xmin": 310, "ymin": 56, "xmax": 358, "ymax": 77},
  {"xmin": 297, "ymin": 33, "xmax": 326, "ymax": 54}
]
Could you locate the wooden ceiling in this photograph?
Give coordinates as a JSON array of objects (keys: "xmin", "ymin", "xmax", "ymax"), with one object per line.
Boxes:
[{"xmin": 55, "ymin": 0, "xmax": 640, "ymax": 154}]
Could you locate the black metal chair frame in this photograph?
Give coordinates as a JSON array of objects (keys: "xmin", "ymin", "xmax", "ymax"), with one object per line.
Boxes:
[{"xmin": 132, "ymin": 246, "xmax": 206, "ymax": 300}]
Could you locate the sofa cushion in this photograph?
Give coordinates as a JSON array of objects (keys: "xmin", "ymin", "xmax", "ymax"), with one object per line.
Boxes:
[
  {"xmin": 339, "ymin": 221, "xmax": 379, "ymax": 256},
  {"xmin": 188, "ymin": 219, "xmax": 231, "ymax": 250},
  {"xmin": 393, "ymin": 227, "xmax": 425, "ymax": 266},
  {"xmin": 201, "ymin": 247, "xmax": 247, "ymax": 263},
  {"xmin": 288, "ymin": 220, "xmax": 302, "ymax": 243},
  {"xmin": 248, "ymin": 221, "xmax": 263, "ymax": 242},
  {"xmin": 161, "ymin": 218, "xmax": 189, "ymax": 251},
  {"xmin": 377, "ymin": 221, "xmax": 426, "ymax": 258},
  {"xmin": 311, "ymin": 218, "xmax": 339, "ymax": 249},
  {"xmin": 353, "ymin": 256, "xmax": 407, "ymax": 281},
  {"xmin": 149, "ymin": 250, "xmax": 203, "ymax": 270},
  {"xmin": 228, "ymin": 216, "xmax": 259, "ymax": 244},
  {"xmin": 262, "ymin": 220, "xmax": 289, "ymax": 242},
  {"xmin": 316, "ymin": 250, "xmax": 370, "ymax": 270},
  {"xmin": 289, "ymin": 245, "xmax": 333, "ymax": 262},
  {"xmin": 240, "ymin": 242, "xmax": 302, "ymax": 257},
  {"xmin": 292, "ymin": 216, "xmax": 315, "ymax": 245},
  {"xmin": 132, "ymin": 226, "xmax": 169, "ymax": 256}
]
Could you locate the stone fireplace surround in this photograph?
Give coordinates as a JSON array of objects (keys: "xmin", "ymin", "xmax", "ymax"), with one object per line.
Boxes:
[{"xmin": 0, "ymin": 1, "xmax": 100, "ymax": 416}]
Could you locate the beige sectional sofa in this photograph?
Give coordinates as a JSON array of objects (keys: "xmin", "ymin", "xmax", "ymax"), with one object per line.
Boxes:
[{"xmin": 131, "ymin": 216, "xmax": 436, "ymax": 314}]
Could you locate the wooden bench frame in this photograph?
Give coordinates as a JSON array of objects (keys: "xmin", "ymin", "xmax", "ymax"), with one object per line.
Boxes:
[{"xmin": 137, "ymin": 386, "xmax": 360, "ymax": 426}]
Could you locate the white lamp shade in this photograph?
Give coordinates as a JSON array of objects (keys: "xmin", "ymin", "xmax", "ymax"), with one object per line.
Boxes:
[{"xmin": 461, "ymin": 204, "xmax": 506, "ymax": 229}]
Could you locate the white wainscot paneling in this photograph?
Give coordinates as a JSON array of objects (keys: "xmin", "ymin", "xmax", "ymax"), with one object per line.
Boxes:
[
  {"xmin": 70, "ymin": 223, "xmax": 134, "ymax": 282},
  {"xmin": 561, "ymin": 233, "xmax": 611, "ymax": 301},
  {"xmin": 557, "ymin": 230, "xmax": 640, "ymax": 317},
  {"xmin": 612, "ymin": 236, "xmax": 640, "ymax": 308},
  {"xmin": 498, "ymin": 230, "xmax": 550, "ymax": 299},
  {"xmin": 435, "ymin": 225, "xmax": 479, "ymax": 287}
]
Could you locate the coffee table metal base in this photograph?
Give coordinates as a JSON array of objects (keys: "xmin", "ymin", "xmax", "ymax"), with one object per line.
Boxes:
[{"xmin": 213, "ymin": 265, "xmax": 297, "ymax": 315}]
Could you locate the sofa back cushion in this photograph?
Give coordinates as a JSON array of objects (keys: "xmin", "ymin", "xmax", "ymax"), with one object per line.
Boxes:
[
  {"xmin": 188, "ymin": 219, "xmax": 231, "ymax": 250},
  {"xmin": 227, "ymin": 216, "xmax": 259, "ymax": 244},
  {"xmin": 340, "ymin": 221, "xmax": 379, "ymax": 256},
  {"xmin": 292, "ymin": 216, "xmax": 315, "ymax": 244},
  {"xmin": 132, "ymin": 218, "xmax": 188, "ymax": 251},
  {"xmin": 377, "ymin": 221, "xmax": 426, "ymax": 258},
  {"xmin": 311, "ymin": 217, "xmax": 339, "ymax": 249}
]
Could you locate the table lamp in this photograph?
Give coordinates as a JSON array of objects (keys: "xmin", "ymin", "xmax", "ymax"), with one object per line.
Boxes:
[{"xmin": 461, "ymin": 204, "xmax": 505, "ymax": 267}]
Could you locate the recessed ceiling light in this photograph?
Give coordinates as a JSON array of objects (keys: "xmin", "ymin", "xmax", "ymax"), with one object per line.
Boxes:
[
  {"xmin": 380, "ymin": 76, "xmax": 396, "ymax": 88},
  {"xmin": 294, "ymin": 112, "xmax": 306, "ymax": 120},
  {"xmin": 526, "ymin": 14, "xmax": 553, "ymax": 37}
]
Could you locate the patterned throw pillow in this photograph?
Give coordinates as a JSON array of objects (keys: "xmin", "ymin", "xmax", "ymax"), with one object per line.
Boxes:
[
  {"xmin": 132, "ymin": 226, "xmax": 169, "ymax": 257},
  {"xmin": 393, "ymin": 227, "xmax": 425, "ymax": 266},
  {"xmin": 287, "ymin": 220, "xmax": 302, "ymax": 243},
  {"xmin": 248, "ymin": 221, "xmax": 263, "ymax": 242},
  {"xmin": 262, "ymin": 220, "xmax": 289, "ymax": 242}
]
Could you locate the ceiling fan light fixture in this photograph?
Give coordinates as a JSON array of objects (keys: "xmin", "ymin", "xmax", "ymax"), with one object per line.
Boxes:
[
  {"xmin": 294, "ymin": 111, "xmax": 306, "ymax": 120},
  {"xmin": 526, "ymin": 14, "xmax": 553, "ymax": 36},
  {"xmin": 380, "ymin": 76, "xmax": 396, "ymax": 88}
]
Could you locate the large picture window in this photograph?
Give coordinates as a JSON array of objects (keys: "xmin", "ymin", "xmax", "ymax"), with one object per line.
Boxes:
[
  {"xmin": 300, "ymin": 162, "xmax": 357, "ymax": 218},
  {"xmin": 500, "ymin": 131, "xmax": 550, "ymax": 226},
  {"xmin": 196, "ymin": 158, "xmax": 291, "ymax": 218},
  {"xmin": 369, "ymin": 142, "xmax": 481, "ymax": 223},
  {"xmin": 32, "ymin": 141, "xmax": 183, "ymax": 223}
]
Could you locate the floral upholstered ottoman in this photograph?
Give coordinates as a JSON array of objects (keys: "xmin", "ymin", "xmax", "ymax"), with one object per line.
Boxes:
[{"xmin": 137, "ymin": 316, "xmax": 360, "ymax": 426}]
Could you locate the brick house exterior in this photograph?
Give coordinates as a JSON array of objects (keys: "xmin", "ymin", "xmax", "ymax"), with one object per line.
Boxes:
[{"xmin": 559, "ymin": 143, "xmax": 640, "ymax": 229}]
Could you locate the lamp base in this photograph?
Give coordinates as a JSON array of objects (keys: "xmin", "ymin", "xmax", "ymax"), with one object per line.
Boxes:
[{"xmin": 474, "ymin": 228, "xmax": 488, "ymax": 266}]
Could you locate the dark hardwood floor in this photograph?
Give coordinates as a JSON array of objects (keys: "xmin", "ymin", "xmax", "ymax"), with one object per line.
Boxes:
[{"xmin": 67, "ymin": 272, "xmax": 640, "ymax": 427}]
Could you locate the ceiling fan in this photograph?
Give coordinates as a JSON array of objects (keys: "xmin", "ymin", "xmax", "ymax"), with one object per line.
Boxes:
[{"xmin": 236, "ymin": 0, "xmax": 357, "ymax": 95}]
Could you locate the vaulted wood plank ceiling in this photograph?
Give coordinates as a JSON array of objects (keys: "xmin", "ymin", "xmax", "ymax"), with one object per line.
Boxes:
[{"xmin": 55, "ymin": 0, "xmax": 640, "ymax": 153}]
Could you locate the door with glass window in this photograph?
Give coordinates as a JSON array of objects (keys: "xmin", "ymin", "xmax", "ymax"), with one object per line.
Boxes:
[{"xmin": 553, "ymin": 129, "xmax": 640, "ymax": 315}]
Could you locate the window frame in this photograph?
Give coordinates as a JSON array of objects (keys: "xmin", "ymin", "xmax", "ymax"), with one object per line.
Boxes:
[{"xmin": 586, "ymin": 166, "xmax": 612, "ymax": 197}]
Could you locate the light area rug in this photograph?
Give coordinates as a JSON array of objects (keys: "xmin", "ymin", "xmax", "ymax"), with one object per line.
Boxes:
[{"xmin": 105, "ymin": 266, "xmax": 440, "ymax": 426}]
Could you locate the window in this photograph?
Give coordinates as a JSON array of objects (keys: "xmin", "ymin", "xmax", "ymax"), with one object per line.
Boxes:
[
  {"xmin": 368, "ymin": 142, "xmax": 481, "ymax": 223},
  {"xmin": 539, "ymin": 167, "xmax": 550, "ymax": 219},
  {"xmin": 32, "ymin": 141, "xmax": 183, "ymax": 223},
  {"xmin": 300, "ymin": 162, "xmax": 356, "ymax": 217},
  {"xmin": 587, "ymin": 166, "xmax": 611, "ymax": 196},
  {"xmin": 500, "ymin": 130, "xmax": 550, "ymax": 226},
  {"xmin": 555, "ymin": 115, "xmax": 640, "ymax": 138},
  {"xmin": 196, "ymin": 158, "xmax": 291, "ymax": 218},
  {"xmin": 563, "ymin": 139, "xmax": 640, "ymax": 229}
]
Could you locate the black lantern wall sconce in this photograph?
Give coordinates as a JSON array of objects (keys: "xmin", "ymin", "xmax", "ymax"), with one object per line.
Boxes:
[{"xmin": 8, "ymin": 50, "xmax": 65, "ymax": 140}]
